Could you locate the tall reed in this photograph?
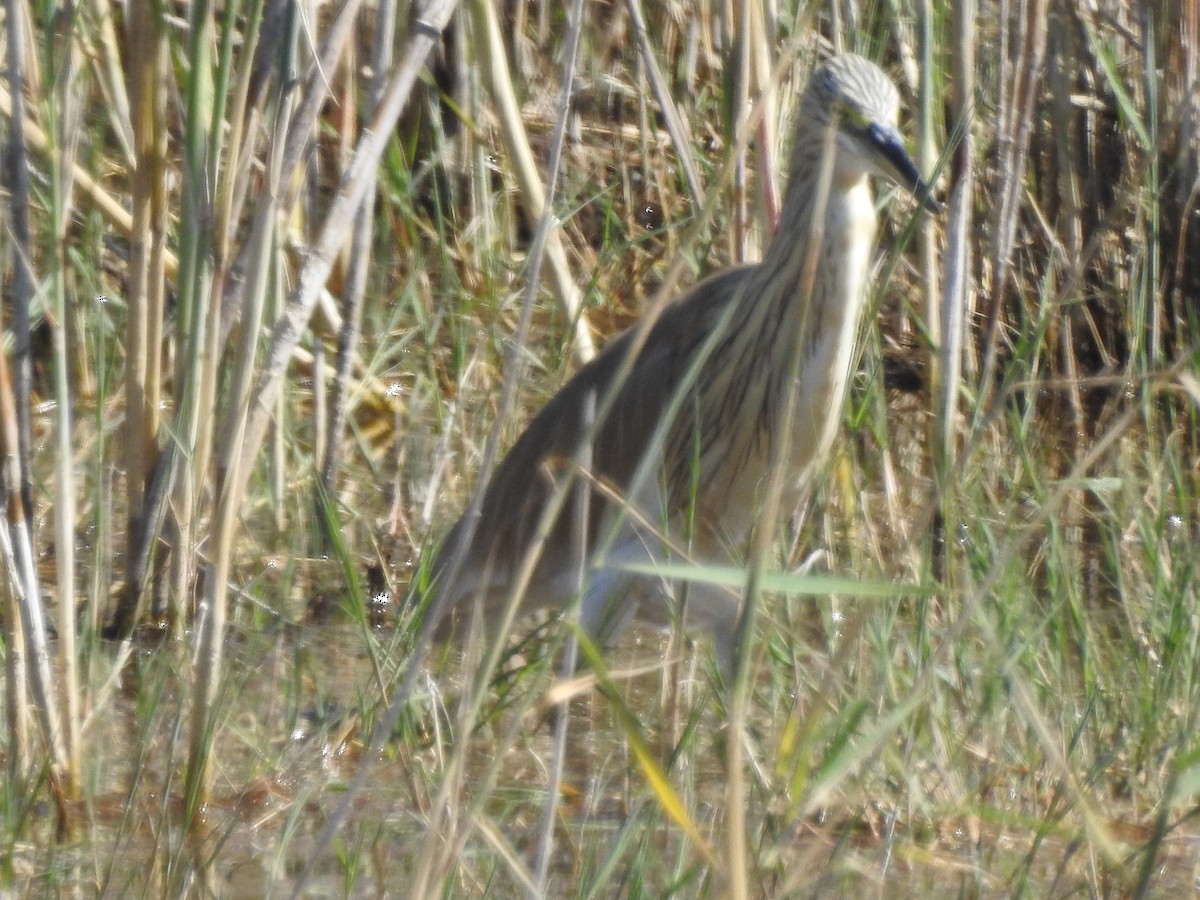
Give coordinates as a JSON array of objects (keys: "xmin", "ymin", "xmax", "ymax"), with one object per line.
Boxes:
[{"xmin": 1, "ymin": 0, "xmax": 1198, "ymax": 895}]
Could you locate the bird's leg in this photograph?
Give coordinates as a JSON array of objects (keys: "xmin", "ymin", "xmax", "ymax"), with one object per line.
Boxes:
[
  {"xmin": 577, "ymin": 562, "xmax": 642, "ymax": 650},
  {"xmin": 677, "ymin": 580, "xmax": 742, "ymax": 680}
]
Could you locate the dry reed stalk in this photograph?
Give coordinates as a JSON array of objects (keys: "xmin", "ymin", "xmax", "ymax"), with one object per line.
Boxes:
[
  {"xmin": 1047, "ymin": 14, "xmax": 1088, "ymax": 449},
  {"xmin": 231, "ymin": 0, "xmax": 458, "ymax": 540},
  {"xmin": 115, "ymin": 0, "xmax": 169, "ymax": 633},
  {"xmin": 208, "ymin": 0, "xmax": 369, "ymax": 352},
  {"xmin": 532, "ymin": 385, "xmax": 590, "ymax": 895},
  {"xmin": 5, "ymin": 0, "xmax": 35, "ymax": 543},
  {"xmin": 1, "ymin": 581, "xmax": 29, "ymax": 780},
  {"xmin": 730, "ymin": 0, "xmax": 752, "ymax": 263},
  {"xmin": 624, "ymin": 0, "xmax": 705, "ymax": 208},
  {"xmin": 913, "ymin": 2, "xmax": 943, "ymax": 464},
  {"xmin": 0, "ymin": 15, "xmax": 30, "ymax": 680},
  {"xmin": 750, "ymin": 1, "xmax": 781, "ymax": 227},
  {"xmin": 1142, "ymin": 22, "xmax": 1163, "ymax": 370},
  {"xmin": 186, "ymin": 0, "xmax": 300, "ymax": 819},
  {"xmin": 119, "ymin": 0, "xmax": 364, "ymax": 637},
  {"xmin": 722, "ymin": 9, "xmax": 754, "ymax": 887},
  {"xmin": 0, "ymin": 85, "xmax": 149, "ymax": 254},
  {"xmin": 165, "ymin": 0, "xmax": 220, "ymax": 643},
  {"xmin": 48, "ymin": 7, "xmax": 84, "ymax": 797},
  {"xmin": 467, "ymin": 0, "xmax": 595, "ymax": 363},
  {"xmin": 3, "ymin": 0, "xmax": 75, "ymax": 831},
  {"xmin": 190, "ymin": 0, "xmax": 269, "ymax": 563},
  {"xmin": 0, "ymin": 355, "xmax": 30, "ymax": 782},
  {"xmin": 0, "ymin": 352, "xmax": 71, "ymax": 830},
  {"xmin": 175, "ymin": 0, "xmax": 223, "ymax": 820},
  {"xmin": 0, "ymin": 332, "xmax": 72, "ymax": 834},
  {"xmin": 527, "ymin": 8, "xmax": 588, "ymax": 890},
  {"xmin": 1166, "ymin": 4, "xmax": 1198, "ymax": 336},
  {"xmin": 233, "ymin": 9, "xmax": 463, "ymax": 892},
  {"xmin": 207, "ymin": 0, "xmax": 267, "ymax": 470},
  {"xmin": 83, "ymin": 0, "xmax": 134, "ymax": 162},
  {"xmin": 937, "ymin": 0, "xmax": 975, "ymax": 470},
  {"xmin": 320, "ymin": 0, "xmax": 399, "ymax": 520},
  {"xmin": 980, "ymin": 0, "xmax": 1048, "ymax": 406}
]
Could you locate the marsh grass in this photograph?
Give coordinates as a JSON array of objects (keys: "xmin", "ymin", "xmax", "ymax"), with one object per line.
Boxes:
[{"xmin": 2, "ymin": 0, "xmax": 1200, "ymax": 896}]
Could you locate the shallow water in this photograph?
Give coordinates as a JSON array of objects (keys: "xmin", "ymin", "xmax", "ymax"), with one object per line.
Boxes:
[{"xmin": 7, "ymin": 609, "xmax": 1200, "ymax": 898}]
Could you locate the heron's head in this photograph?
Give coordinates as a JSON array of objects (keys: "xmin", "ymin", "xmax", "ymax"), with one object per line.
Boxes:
[{"xmin": 800, "ymin": 54, "xmax": 940, "ymax": 214}]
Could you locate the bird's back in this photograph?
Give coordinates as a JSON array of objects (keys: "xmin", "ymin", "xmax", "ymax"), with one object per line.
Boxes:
[
  {"xmin": 428, "ymin": 264, "xmax": 758, "ymax": 634},
  {"xmin": 424, "ymin": 53, "xmax": 933, "ymax": 654}
]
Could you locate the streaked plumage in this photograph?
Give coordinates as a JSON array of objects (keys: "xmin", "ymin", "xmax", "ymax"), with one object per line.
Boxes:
[{"xmin": 425, "ymin": 54, "xmax": 938, "ymax": 669}]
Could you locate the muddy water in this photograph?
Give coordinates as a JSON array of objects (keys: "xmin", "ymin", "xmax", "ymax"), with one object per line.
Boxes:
[{"xmin": 9, "ymin": 615, "xmax": 1200, "ymax": 897}]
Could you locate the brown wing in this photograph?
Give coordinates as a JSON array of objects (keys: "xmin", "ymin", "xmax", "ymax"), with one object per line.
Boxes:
[{"xmin": 428, "ymin": 264, "xmax": 758, "ymax": 627}]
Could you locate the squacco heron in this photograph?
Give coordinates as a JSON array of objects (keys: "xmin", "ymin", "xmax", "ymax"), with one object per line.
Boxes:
[{"xmin": 424, "ymin": 53, "xmax": 938, "ymax": 670}]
